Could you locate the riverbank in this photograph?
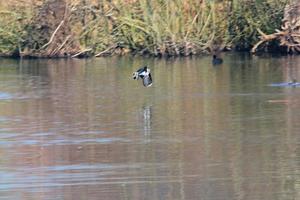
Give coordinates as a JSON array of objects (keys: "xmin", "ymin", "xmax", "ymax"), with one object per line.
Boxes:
[{"xmin": 0, "ymin": 0, "xmax": 287, "ymax": 58}]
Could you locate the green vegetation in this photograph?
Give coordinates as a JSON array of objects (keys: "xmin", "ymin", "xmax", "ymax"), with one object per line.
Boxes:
[
  {"xmin": 228, "ymin": 0, "xmax": 286, "ymax": 50},
  {"xmin": 0, "ymin": 0, "xmax": 288, "ymax": 57},
  {"xmin": 0, "ymin": 10, "xmax": 27, "ymax": 55}
]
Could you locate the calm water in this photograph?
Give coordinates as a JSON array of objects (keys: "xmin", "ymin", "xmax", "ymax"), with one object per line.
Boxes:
[{"xmin": 0, "ymin": 54, "xmax": 299, "ymax": 200}]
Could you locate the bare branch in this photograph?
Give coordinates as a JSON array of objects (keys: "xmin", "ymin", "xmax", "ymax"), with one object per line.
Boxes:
[
  {"xmin": 71, "ymin": 48, "xmax": 92, "ymax": 58},
  {"xmin": 40, "ymin": 20, "xmax": 65, "ymax": 49},
  {"xmin": 95, "ymin": 45, "xmax": 117, "ymax": 57}
]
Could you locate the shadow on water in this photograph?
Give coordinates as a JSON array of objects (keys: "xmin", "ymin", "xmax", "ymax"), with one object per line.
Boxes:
[{"xmin": 0, "ymin": 54, "xmax": 299, "ymax": 200}]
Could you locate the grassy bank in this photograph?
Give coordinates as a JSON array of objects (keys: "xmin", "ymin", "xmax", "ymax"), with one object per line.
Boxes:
[{"xmin": 0, "ymin": 0, "xmax": 287, "ymax": 57}]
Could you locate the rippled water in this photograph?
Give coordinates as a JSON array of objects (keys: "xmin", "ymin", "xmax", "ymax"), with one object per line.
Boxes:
[{"xmin": 0, "ymin": 54, "xmax": 299, "ymax": 200}]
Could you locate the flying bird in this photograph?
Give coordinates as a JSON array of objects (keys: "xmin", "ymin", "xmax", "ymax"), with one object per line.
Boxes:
[{"xmin": 132, "ymin": 66, "xmax": 153, "ymax": 87}]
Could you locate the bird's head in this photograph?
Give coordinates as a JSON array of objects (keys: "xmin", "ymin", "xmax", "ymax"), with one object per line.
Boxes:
[{"xmin": 132, "ymin": 72, "xmax": 139, "ymax": 80}]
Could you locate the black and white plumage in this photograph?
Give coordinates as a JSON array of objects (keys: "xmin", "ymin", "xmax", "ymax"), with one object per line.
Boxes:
[{"xmin": 132, "ymin": 66, "xmax": 153, "ymax": 87}]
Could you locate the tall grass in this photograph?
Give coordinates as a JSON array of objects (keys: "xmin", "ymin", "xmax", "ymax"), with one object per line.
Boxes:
[
  {"xmin": 0, "ymin": 0, "xmax": 289, "ymax": 57},
  {"xmin": 102, "ymin": 0, "xmax": 286, "ymax": 55},
  {"xmin": 114, "ymin": 0, "xmax": 215, "ymax": 55},
  {"xmin": 228, "ymin": 0, "xmax": 286, "ymax": 50}
]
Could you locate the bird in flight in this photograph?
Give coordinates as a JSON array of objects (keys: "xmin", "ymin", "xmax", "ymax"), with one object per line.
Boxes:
[{"xmin": 132, "ymin": 66, "xmax": 153, "ymax": 87}]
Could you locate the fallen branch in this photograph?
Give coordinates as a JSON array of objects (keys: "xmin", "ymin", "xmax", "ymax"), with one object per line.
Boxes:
[
  {"xmin": 95, "ymin": 44, "xmax": 117, "ymax": 57},
  {"xmin": 251, "ymin": 28, "xmax": 288, "ymax": 53},
  {"xmin": 251, "ymin": 41, "xmax": 265, "ymax": 53},
  {"xmin": 256, "ymin": 28, "xmax": 268, "ymax": 39},
  {"xmin": 40, "ymin": 20, "xmax": 65, "ymax": 50},
  {"xmin": 51, "ymin": 35, "xmax": 71, "ymax": 56},
  {"xmin": 71, "ymin": 48, "xmax": 92, "ymax": 58}
]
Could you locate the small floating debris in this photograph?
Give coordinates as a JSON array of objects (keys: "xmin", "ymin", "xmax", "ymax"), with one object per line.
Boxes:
[
  {"xmin": 267, "ymin": 99, "xmax": 297, "ymax": 104},
  {"xmin": 0, "ymin": 92, "xmax": 12, "ymax": 100},
  {"xmin": 269, "ymin": 81, "xmax": 300, "ymax": 87}
]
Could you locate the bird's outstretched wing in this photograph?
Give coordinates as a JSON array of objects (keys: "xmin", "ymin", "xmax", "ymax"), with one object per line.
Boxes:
[
  {"xmin": 136, "ymin": 66, "xmax": 146, "ymax": 73},
  {"xmin": 133, "ymin": 66, "xmax": 147, "ymax": 80}
]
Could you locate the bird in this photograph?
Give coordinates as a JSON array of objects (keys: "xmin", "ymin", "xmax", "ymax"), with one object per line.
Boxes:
[
  {"xmin": 212, "ymin": 54, "xmax": 223, "ymax": 65},
  {"xmin": 132, "ymin": 66, "xmax": 153, "ymax": 87}
]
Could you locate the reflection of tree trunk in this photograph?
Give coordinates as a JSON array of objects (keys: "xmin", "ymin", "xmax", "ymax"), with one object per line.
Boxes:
[
  {"xmin": 251, "ymin": 0, "xmax": 300, "ymax": 54},
  {"xmin": 22, "ymin": 0, "xmax": 80, "ymax": 57}
]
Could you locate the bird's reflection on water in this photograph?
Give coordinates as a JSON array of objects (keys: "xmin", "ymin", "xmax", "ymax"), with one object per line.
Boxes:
[{"xmin": 142, "ymin": 105, "xmax": 152, "ymax": 139}]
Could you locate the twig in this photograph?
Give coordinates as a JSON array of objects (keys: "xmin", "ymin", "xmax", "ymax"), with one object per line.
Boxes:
[
  {"xmin": 51, "ymin": 35, "xmax": 71, "ymax": 56},
  {"xmin": 40, "ymin": 20, "xmax": 65, "ymax": 49},
  {"xmin": 184, "ymin": 12, "xmax": 200, "ymax": 40},
  {"xmin": 71, "ymin": 48, "xmax": 92, "ymax": 58},
  {"xmin": 18, "ymin": 43, "xmax": 23, "ymax": 57},
  {"xmin": 95, "ymin": 45, "xmax": 117, "ymax": 57},
  {"xmin": 251, "ymin": 41, "xmax": 265, "ymax": 53},
  {"xmin": 256, "ymin": 28, "xmax": 267, "ymax": 39}
]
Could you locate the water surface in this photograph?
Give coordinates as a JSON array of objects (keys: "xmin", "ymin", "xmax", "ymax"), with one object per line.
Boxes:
[{"xmin": 0, "ymin": 54, "xmax": 299, "ymax": 200}]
